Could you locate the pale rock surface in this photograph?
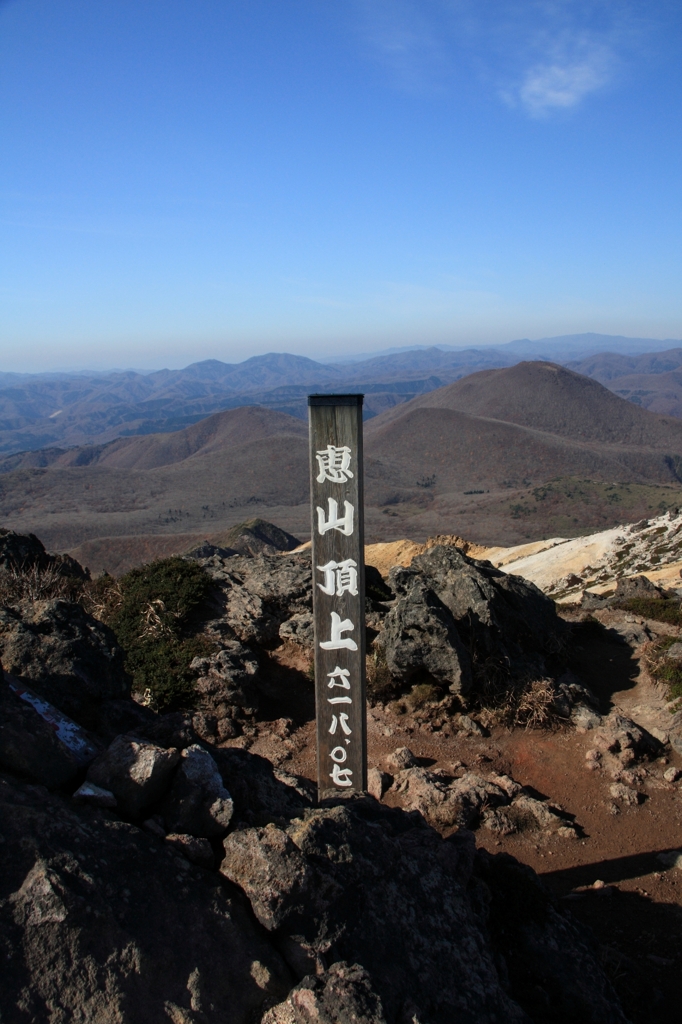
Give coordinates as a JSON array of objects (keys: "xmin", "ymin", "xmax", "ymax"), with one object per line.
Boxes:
[
  {"xmin": 161, "ymin": 743, "xmax": 234, "ymax": 837},
  {"xmin": 386, "ymin": 746, "xmax": 418, "ymax": 771},
  {"xmin": 87, "ymin": 734, "xmax": 181, "ymax": 817},
  {"xmin": 263, "ymin": 962, "xmax": 387, "ymax": 1024},
  {"xmin": 72, "ymin": 781, "xmax": 117, "ymax": 808}
]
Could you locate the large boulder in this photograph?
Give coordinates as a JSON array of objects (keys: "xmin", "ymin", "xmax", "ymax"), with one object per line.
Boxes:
[
  {"xmin": 374, "ymin": 573, "xmax": 472, "ymax": 693},
  {"xmin": 86, "ymin": 734, "xmax": 181, "ymax": 817},
  {"xmin": 376, "ymin": 546, "xmax": 565, "ymax": 696},
  {"xmin": 221, "ymin": 800, "xmax": 627, "ymax": 1024},
  {"xmin": 221, "ymin": 824, "xmax": 315, "ymax": 930},
  {"xmin": 0, "ymin": 773, "xmax": 292, "ymax": 1023},
  {"xmin": 0, "ymin": 599, "xmax": 129, "ymax": 729}
]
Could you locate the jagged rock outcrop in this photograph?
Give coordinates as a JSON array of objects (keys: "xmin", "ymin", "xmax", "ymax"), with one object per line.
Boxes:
[
  {"xmin": 375, "ymin": 546, "xmax": 565, "ymax": 697},
  {"xmin": 0, "ymin": 528, "xmax": 89, "ymax": 582},
  {"xmin": 220, "ymin": 800, "xmax": 625, "ymax": 1024},
  {"xmin": 0, "ymin": 599, "xmax": 128, "ymax": 729},
  {"xmin": 190, "ymin": 639, "xmax": 260, "ymax": 740},
  {"xmin": 375, "ymin": 572, "xmax": 473, "ymax": 693},
  {"xmin": 197, "ymin": 551, "xmax": 313, "ymax": 647},
  {"xmin": 191, "ymin": 544, "xmax": 567, "ymax": 718},
  {"xmin": 0, "ymin": 773, "xmax": 292, "ymax": 1024}
]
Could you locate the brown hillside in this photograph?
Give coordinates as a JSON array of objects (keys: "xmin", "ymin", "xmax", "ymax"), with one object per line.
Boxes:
[
  {"xmin": 4, "ymin": 362, "xmax": 682, "ymax": 561},
  {"xmin": 367, "ymin": 362, "xmax": 682, "ymax": 449},
  {"xmin": 364, "ymin": 405, "xmax": 680, "ymax": 499},
  {"xmin": 0, "ymin": 406, "xmax": 307, "ymax": 474}
]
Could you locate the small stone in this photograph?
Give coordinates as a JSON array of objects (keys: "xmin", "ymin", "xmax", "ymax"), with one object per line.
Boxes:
[
  {"xmin": 72, "ymin": 781, "xmax": 117, "ymax": 808},
  {"xmin": 585, "ymin": 749, "xmax": 601, "ymax": 761},
  {"xmin": 458, "ymin": 714, "xmax": 485, "ymax": 737},
  {"xmin": 592, "ymin": 879, "xmax": 606, "ymax": 889},
  {"xmin": 663, "ymin": 766, "xmax": 682, "ymax": 783},
  {"xmin": 609, "ymin": 782, "xmax": 641, "ymax": 806},
  {"xmin": 367, "ymin": 767, "xmax": 392, "ymax": 801},
  {"xmin": 386, "ymin": 747, "xmax": 418, "ymax": 771}
]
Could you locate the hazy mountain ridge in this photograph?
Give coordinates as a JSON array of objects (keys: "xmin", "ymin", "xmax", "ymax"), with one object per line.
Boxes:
[
  {"xmin": 2, "ymin": 334, "xmax": 680, "ymax": 457},
  {"xmin": 3, "ymin": 362, "xmax": 682, "ymax": 570}
]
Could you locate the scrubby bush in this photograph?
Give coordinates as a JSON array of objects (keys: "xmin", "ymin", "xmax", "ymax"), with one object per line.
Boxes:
[
  {"xmin": 612, "ymin": 596, "xmax": 682, "ymax": 626},
  {"xmin": 89, "ymin": 557, "xmax": 216, "ymax": 711}
]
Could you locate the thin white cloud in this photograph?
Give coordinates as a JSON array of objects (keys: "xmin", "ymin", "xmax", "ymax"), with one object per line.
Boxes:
[
  {"xmin": 352, "ymin": 1, "xmax": 644, "ymax": 117},
  {"xmin": 515, "ymin": 43, "xmax": 614, "ymax": 115}
]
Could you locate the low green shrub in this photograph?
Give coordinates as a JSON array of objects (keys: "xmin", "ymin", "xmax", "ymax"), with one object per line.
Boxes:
[
  {"xmin": 613, "ymin": 597, "xmax": 682, "ymax": 626},
  {"xmin": 99, "ymin": 557, "xmax": 216, "ymax": 712}
]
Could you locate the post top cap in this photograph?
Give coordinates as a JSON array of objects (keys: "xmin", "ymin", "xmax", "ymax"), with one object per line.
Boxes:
[{"xmin": 308, "ymin": 394, "xmax": 364, "ymax": 407}]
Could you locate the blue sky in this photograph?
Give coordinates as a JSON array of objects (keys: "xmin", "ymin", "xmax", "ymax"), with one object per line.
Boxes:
[{"xmin": 1, "ymin": 0, "xmax": 680, "ymax": 370}]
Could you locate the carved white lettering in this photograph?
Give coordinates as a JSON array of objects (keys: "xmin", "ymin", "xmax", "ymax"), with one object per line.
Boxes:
[
  {"xmin": 327, "ymin": 666, "xmax": 351, "ymax": 689},
  {"xmin": 319, "ymin": 611, "xmax": 357, "ymax": 651},
  {"xmin": 316, "ymin": 558, "xmax": 358, "ymax": 597},
  {"xmin": 329, "ymin": 765, "xmax": 353, "ymax": 786},
  {"xmin": 316, "ymin": 498, "xmax": 354, "ymax": 536},
  {"xmin": 316, "ymin": 445, "xmax": 353, "ymax": 484}
]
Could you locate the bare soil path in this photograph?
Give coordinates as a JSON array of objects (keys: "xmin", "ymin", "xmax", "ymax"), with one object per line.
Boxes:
[{"xmin": 245, "ymin": 617, "xmax": 682, "ymax": 1024}]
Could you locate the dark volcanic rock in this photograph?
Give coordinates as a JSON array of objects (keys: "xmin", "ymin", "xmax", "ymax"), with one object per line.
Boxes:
[
  {"xmin": 0, "ymin": 679, "xmax": 79, "ymax": 789},
  {"xmin": 0, "ymin": 528, "xmax": 89, "ymax": 581},
  {"xmin": 220, "ymin": 800, "xmax": 626, "ymax": 1024},
  {"xmin": 193, "ymin": 551, "xmax": 312, "ymax": 647},
  {"xmin": 376, "ymin": 546, "xmax": 565, "ymax": 696},
  {"xmin": 0, "ymin": 773, "xmax": 291, "ymax": 1023},
  {"xmin": 375, "ymin": 571, "xmax": 473, "ymax": 693},
  {"xmin": 160, "ymin": 744, "xmax": 234, "ymax": 837},
  {"xmin": 190, "ymin": 638, "xmax": 261, "ymax": 734},
  {"xmin": 212, "ymin": 747, "xmax": 315, "ymax": 825},
  {"xmin": 0, "ymin": 599, "xmax": 129, "ymax": 729},
  {"xmin": 86, "ymin": 735, "xmax": 181, "ymax": 818},
  {"xmin": 263, "ymin": 961, "xmax": 388, "ymax": 1024}
]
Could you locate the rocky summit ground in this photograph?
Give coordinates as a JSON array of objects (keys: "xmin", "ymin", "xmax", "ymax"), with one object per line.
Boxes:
[{"xmin": 0, "ymin": 525, "xmax": 681, "ymax": 1023}]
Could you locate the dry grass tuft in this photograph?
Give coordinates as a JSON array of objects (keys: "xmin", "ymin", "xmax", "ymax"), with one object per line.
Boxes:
[
  {"xmin": 476, "ymin": 677, "xmax": 559, "ymax": 730},
  {"xmin": 0, "ymin": 562, "xmax": 75, "ymax": 603}
]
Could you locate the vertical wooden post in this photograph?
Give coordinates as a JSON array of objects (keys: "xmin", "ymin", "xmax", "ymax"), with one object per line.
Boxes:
[{"xmin": 308, "ymin": 394, "xmax": 367, "ymax": 800}]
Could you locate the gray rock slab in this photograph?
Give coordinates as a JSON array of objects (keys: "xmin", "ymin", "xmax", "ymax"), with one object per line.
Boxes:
[{"xmin": 87, "ymin": 734, "xmax": 180, "ymax": 817}]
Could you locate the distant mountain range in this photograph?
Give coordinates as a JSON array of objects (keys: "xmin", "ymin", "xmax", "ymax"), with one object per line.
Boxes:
[
  {"xmin": 3, "ymin": 360, "xmax": 682, "ymax": 573},
  {"xmin": 1, "ymin": 333, "xmax": 681, "ymax": 457}
]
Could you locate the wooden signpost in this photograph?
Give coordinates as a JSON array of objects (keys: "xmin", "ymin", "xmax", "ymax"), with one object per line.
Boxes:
[{"xmin": 308, "ymin": 394, "xmax": 367, "ymax": 800}]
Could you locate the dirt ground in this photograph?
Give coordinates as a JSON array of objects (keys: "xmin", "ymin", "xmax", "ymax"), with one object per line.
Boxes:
[{"xmin": 240, "ymin": 617, "xmax": 682, "ymax": 1024}]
